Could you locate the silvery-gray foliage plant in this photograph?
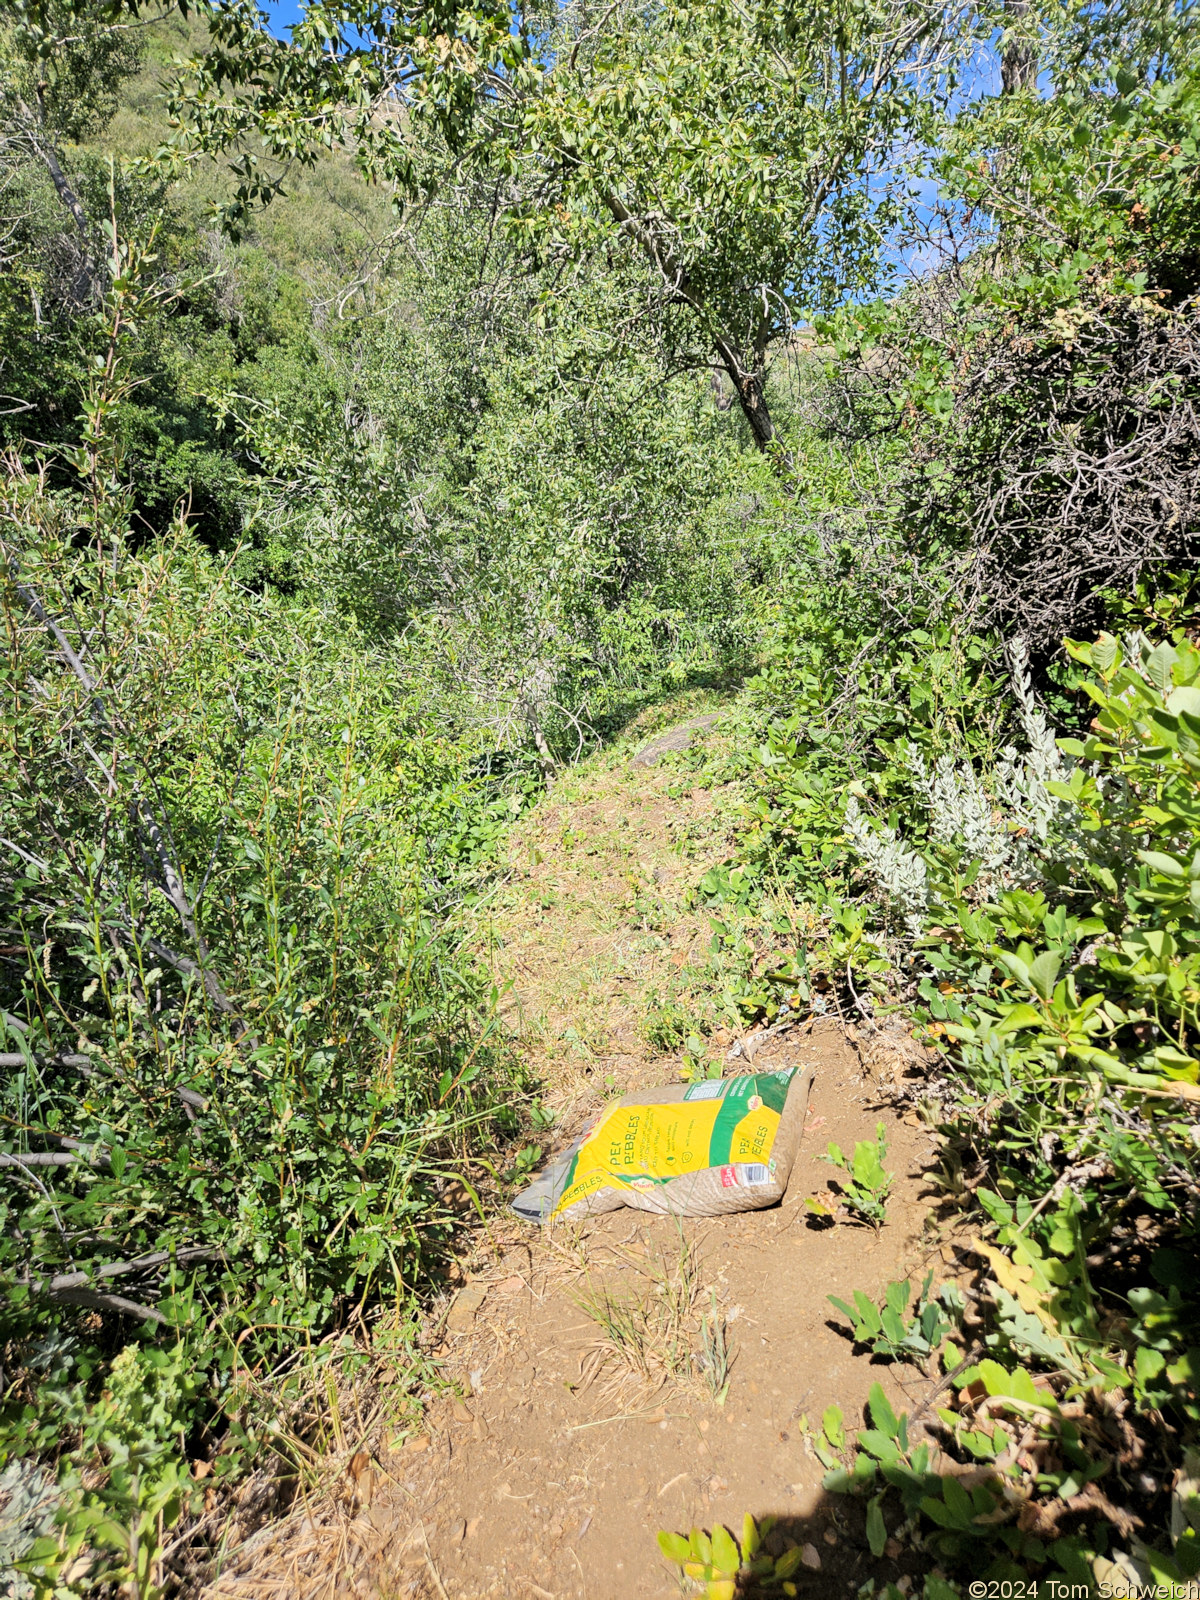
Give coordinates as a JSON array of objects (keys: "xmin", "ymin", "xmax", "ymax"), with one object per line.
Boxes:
[
  {"xmin": 844, "ymin": 640, "xmax": 1077, "ymax": 930},
  {"xmin": 0, "ymin": 1460, "xmax": 59, "ymax": 1599}
]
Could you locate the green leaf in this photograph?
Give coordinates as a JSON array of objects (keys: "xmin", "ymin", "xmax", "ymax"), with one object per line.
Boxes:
[
  {"xmin": 828, "ymin": 1294, "xmax": 859, "ymax": 1327},
  {"xmin": 857, "ymin": 1427, "xmax": 902, "ymax": 1465},
  {"xmin": 993, "ymin": 1002, "xmax": 1044, "ymax": 1034},
  {"xmin": 885, "ymin": 1279, "xmax": 911, "ymax": 1318},
  {"xmin": 853, "ymin": 1289, "xmax": 884, "ymax": 1334},
  {"xmin": 1139, "ymin": 850, "xmax": 1186, "ymax": 878},
  {"xmin": 977, "ymin": 1358, "xmax": 1041, "ymax": 1405},
  {"xmin": 880, "ymin": 1307, "xmax": 907, "ymax": 1343},
  {"xmin": 1092, "ymin": 633, "xmax": 1119, "ymax": 675},
  {"xmin": 959, "ymin": 1427, "xmax": 1001, "ymax": 1460},
  {"xmin": 822, "ymin": 1404, "xmax": 845, "ymax": 1449},
  {"xmin": 852, "ymin": 1143, "xmax": 886, "ymax": 1187},
  {"xmin": 940, "ymin": 1472, "xmax": 977, "ymax": 1528},
  {"xmin": 1029, "ymin": 950, "xmax": 1061, "ymax": 1001},
  {"xmin": 1135, "ymin": 1346, "xmax": 1165, "ymax": 1384},
  {"xmin": 868, "ymin": 1382, "xmax": 900, "ymax": 1438},
  {"xmin": 658, "ymin": 1530, "xmax": 691, "ymax": 1564},
  {"xmin": 992, "ymin": 1291, "xmax": 1077, "ymax": 1375},
  {"xmin": 774, "ymin": 1546, "xmax": 804, "ymax": 1579},
  {"xmin": 710, "ymin": 1524, "xmax": 740, "ymax": 1574},
  {"xmin": 866, "ymin": 1494, "xmax": 887, "ymax": 1557},
  {"xmin": 996, "ymin": 950, "xmax": 1032, "ymax": 989},
  {"xmin": 1146, "ymin": 641, "xmax": 1178, "ymax": 692},
  {"xmin": 919, "ymin": 1492, "xmax": 970, "ymax": 1531},
  {"xmin": 1167, "ymin": 1349, "xmax": 1200, "ymax": 1388}
]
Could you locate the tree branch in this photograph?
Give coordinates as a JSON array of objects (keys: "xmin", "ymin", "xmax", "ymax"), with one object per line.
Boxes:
[
  {"xmin": 21, "ymin": 89, "xmax": 92, "ymax": 242},
  {"xmin": 33, "ymin": 1283, "xmax": 168, "ymax": 1325},
  {"xmin": 41, "ymin": 1245, "xmax": 220, "ymax": 1293},
  {"xmin": 0, "ymin": 1151, "xmax": 80, "ymax": 1168}
]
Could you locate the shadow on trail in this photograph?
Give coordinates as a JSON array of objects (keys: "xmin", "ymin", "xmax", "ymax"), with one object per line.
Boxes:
[
  {"xmin": 575, "ymin": 662, "xmax": 749, "ymax": 751},
  {"xmin": 670, "ymin": 1490, "xmax": 929, "ymax": 1598}
]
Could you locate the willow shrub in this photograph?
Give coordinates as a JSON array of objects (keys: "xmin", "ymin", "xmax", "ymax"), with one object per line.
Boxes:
[{"xmin": 0, "ymin": 461, "xmax": 527, "ymax": 1591}]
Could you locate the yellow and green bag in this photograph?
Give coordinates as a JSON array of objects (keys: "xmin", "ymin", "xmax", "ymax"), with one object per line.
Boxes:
[{"xmin": 512, "ymin": 1067, "xmax": 811, "ymax": 1223}]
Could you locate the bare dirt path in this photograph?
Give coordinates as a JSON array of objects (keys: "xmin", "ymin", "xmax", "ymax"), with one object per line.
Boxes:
[{"xmin": 372, "ymin": 703, "xmax": 948, "ymax": 1600}]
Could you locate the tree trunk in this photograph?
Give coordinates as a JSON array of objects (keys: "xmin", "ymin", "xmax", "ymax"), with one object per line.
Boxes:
[
  {"xmin": 1001, "ymin": 0, "xmax": 1036, "ymax": 96},
  {"xmin": 16, "ymin": 89, "xmax": 91, "ymax": 239},
  {"xmin": 713, "ymin": 335, "xmax": 777, "ymax": 451},
  {"xmin": 602, "ymin": 190, "xmax": 780, "ymax": 452},
  {"xmin": 16, "ymin": 90, "xmax": 99, "ymax": 301},
  {"xmin": 33, "ymin": 127, "xmax": 92, "ymax": 240}
]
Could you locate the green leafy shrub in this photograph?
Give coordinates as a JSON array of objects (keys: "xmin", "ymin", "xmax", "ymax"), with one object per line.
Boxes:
[
  {"xmin": 0, "ymin": 267, "xmax": 530, "ymax": 1589},
  {"xmin": 830, "ymin": 1273, "xmax": 964, "ymax": 1366},
  {"xmin": 819, "ymin": 1329, "xmax": 1200, "ymax": 1587},
  {"xmin": 810, "ymin": 1122, "xmax": 894, "ymax": 1228},
  {"xmin": 657, "ymin": 1514, "xmax": 808, "ymax": 1600},
  {"xmin": 783, "ymin": 629, "xmax": 1200, "ymax": 1584},
  {"xmin": 891, "ymin": 632, "xmax": 1200, "ymax": 1211}
]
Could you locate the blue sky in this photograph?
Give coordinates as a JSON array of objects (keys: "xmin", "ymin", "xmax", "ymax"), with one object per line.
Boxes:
[{"xmin": 262, "ymin": 0, "xmax": 304, "ymax": 35}]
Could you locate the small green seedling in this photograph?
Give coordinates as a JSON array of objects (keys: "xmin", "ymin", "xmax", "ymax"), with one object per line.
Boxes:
[
  {"xmin": 812, "ymin": 1121, "xmax": 893, "ymax": 1227},
  {"xmin": 681, "ymin": 1034, "xmax": 722, "ymax": 1083},
  {"xmin": 809, "ymin": 1402, "xmax": 847, "ymax": 1469},
  {"xmin": 829, "ymin": 1271, "xmax": 964, "ymax": 1363},
  {"xmin": 509, "ymin": 1144, "xmax": 542, "ymax": 1182},
  {"xmin": 657, "ymin": 1514, "xmax": 806, "ymax": 1598}
]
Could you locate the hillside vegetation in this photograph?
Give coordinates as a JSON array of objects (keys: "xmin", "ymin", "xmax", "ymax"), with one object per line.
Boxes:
[{"xmin": 1, "ymin": 0, "xmax": 1199, "ymax": 1592}]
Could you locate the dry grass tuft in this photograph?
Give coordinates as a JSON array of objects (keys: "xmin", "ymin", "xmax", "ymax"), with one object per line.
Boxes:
[
  {"xmin": 572, "ymin": 1229, "xmax": 705, "ymax": 1401},
  {"xmin": 197, "ymin": 1311, "xmax": 432, "ymax": 1600}
]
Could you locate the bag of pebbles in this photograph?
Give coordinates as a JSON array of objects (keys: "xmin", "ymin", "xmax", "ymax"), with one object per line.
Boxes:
[{"xmin": 512, "ymin": 1067, "xmax": 811, "ymax": 1223}]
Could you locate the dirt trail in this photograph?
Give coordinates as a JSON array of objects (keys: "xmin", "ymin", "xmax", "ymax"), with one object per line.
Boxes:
[
  {"xmin": 207, "ymin": 701, "xmax": 951, "ymax": 1600},
  {"xmin": 381, "ymin": 706, "xmax": 947, "ymax": 1600}
]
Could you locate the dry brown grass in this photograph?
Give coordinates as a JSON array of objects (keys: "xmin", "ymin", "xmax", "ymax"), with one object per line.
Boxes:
[
  {"xmin": 193, "ymin": 1310, "xmax": 437, "ymax": 1600},
  {"xmin": 571, "ymin": 1228, "xmax": 704, "ymax": 1401}
]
